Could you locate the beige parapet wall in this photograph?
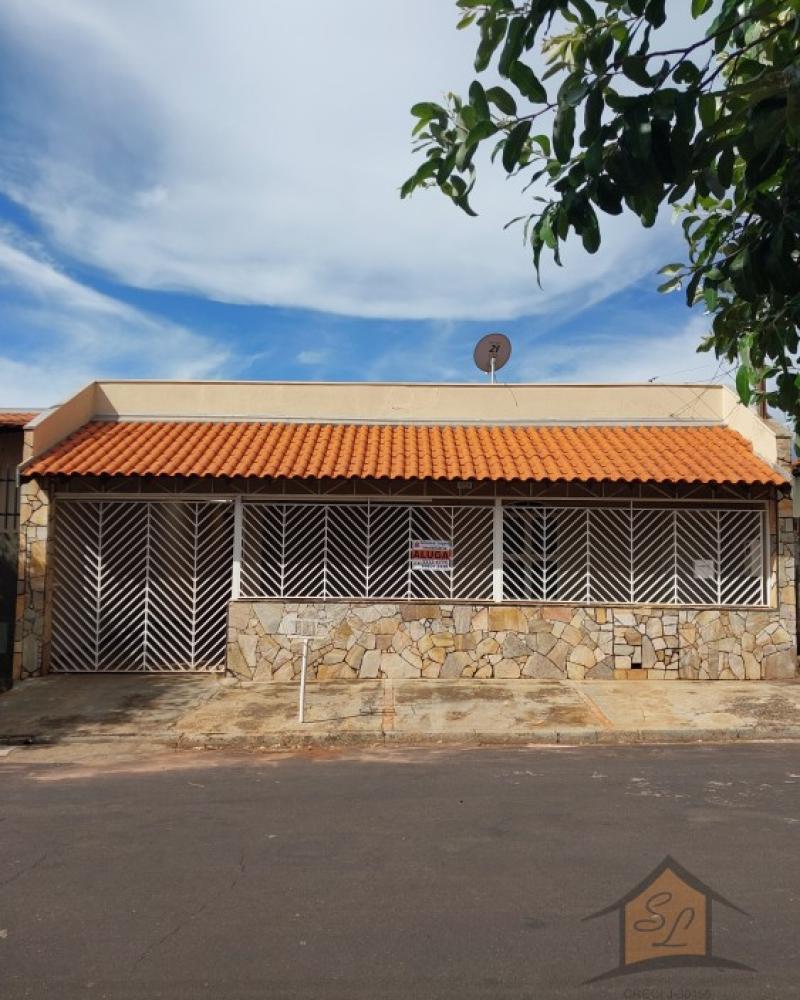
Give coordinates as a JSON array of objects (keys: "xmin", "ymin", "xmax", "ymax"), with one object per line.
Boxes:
[{"xmin": 23, "ymin": 379, "xmax": 782, "ymax": 468}]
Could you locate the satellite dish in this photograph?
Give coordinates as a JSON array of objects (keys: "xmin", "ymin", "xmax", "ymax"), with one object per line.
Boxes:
[{"xmin": 473, "ymin": 332, "xmax": 511, "ymax": 384}]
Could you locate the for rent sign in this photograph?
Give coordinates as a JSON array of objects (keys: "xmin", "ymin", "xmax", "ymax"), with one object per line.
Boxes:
[{"xmin": 410, "ymin": 539, "xmax": 452, "ymax": 572}]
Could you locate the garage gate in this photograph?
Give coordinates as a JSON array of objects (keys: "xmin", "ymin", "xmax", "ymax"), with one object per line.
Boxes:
[{"xmin": 49, "ymin": 499, "xmax": 235, "ymax": 672}]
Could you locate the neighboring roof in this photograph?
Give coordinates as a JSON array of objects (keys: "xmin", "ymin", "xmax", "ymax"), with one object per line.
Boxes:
[
  {"xmin": 0, "ymin": 411, "xmax": 38, "ymax": 428},
  {"xmin": 24, "ymin": 420, "xmax": 786, "ymax": 486}
]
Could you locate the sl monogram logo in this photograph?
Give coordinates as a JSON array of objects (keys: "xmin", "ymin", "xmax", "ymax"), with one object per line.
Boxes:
[{"xmin": 584, "ymin": 856, "xmax": 755, "ymax": 983}]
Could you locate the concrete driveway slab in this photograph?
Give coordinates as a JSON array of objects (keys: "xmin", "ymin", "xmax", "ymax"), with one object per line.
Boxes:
[
  {"xmin": 388, "ymin": 679, "xmax": 599, "ymax": 740},
  {"xmin": 0, "ymin": 675, "xmax": 223, "ymax": 739},
  {"xmin": 176, "ymin": 680, "xmax": 386, "ymax": 743},
  {"xmin": 583, "ymin": 680, "xmax": 800, "ymax": 734}
]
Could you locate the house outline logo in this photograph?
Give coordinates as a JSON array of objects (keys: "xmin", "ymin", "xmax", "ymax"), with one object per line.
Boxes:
[{"xmin": 583, "ymin": 855, "xmax": 755, "ymax": 983}]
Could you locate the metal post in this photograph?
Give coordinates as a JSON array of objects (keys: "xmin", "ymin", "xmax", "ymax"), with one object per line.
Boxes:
[
  {"xmin": 231, "ymin": 495, "xmax": 243, "ymax": 599},
  {"xmin": 298, "ymin": 637, "xmax": 309, "ymax": 723},
  {"xmin": 492, "ymin": 498, "xmax": 503, "ymax": 602},
  {"xmin": 490, "ymin": 355, "xmax": 496, "ymax": 384}
]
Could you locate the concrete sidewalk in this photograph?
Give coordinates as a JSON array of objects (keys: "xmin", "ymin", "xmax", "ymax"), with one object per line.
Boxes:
[{"xmin": 1, "ymin": 675, "xmax": 800, "ymax": 748}]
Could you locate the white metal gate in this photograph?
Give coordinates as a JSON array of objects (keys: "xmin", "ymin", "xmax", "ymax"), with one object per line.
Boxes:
[{"xmin": 49, "ymin": 499, "xmax": 235, "ymax": 672}]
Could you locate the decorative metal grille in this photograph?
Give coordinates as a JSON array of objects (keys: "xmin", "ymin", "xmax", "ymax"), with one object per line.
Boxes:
[
  {"xmin": 0, "ymin": 464, "xmax": 18, "ymax": 532},
  {"xmin": 50, "ymin": 500, "xmax": 235, "ymax": 672},
  {"xmin": 47, "ymin": 497, "xmax": 769, "ymax": 674},
  {"xmin": 241, "ymin": 501, "xmax": 494, "ymax": 601},
  {"xmin": 503, "ymin": 504, "xmax": 766, "ymax": 606}
]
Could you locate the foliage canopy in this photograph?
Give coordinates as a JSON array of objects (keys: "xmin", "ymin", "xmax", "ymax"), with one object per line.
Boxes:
[{"xmin": 402, "ymin": 1, "xmax": 800, "ymax": 427}]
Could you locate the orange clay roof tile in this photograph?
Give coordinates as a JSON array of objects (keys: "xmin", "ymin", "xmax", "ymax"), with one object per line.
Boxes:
[
  {"xmin": 0, "ymin": 411, "xmax": 38, "ymax": 428},
  {"xmin": 23, "ymin": 420, "xmax": 787, "ymax": 487}
]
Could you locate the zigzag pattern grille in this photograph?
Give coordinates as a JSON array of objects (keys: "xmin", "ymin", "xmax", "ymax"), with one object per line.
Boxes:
[
  {"xmin": 502, "ymin": 504, "xmax": 766, "ymax": 607},
  {"xmin": 49, "ymin": 498, "xmax": 768, "ymax": 675},
  {"xmin": 241, "ymin": 502, "xmax": 493, "ymax": 601},
  {"xmin": 50, "ymin": 500, "xmax": 234, "ymax": 672}
]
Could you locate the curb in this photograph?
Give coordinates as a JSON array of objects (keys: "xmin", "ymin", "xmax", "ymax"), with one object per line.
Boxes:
[
  {"xmin": 173, "ymin": 724, "xmax": 800, "ymax": 750},
  {"xmin": 5, "ymin": 726, "xmax": 800, "ymax": 751}
]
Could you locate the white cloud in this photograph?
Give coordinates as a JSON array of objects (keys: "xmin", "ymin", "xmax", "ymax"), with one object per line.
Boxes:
[
  {"xmin": 0, "ymin": 0, "xmax": 688, "ymax": 322},
  {"xmin": 516, "ymin": 315, "xmax": 733, "ymax": 386},
  {"xmin": 359, "ymin": 312, "xmax": 733, "ymax": 390},
  {"xmin": 0, "ymin": 231, "xmax": 228, "ymax": 406},
  {"xmin": 296, "ymin": 349, "xmax": 330, "ymax": 366}
]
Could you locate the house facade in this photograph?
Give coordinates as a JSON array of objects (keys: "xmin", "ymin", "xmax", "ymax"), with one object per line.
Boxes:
[
  {"xmin": 1, "ymin": 411, "xmax": 38, "ymax": 686},
  {"xmin": 13, "ymin": 379, "xmax": 797, "ymax": 683}
]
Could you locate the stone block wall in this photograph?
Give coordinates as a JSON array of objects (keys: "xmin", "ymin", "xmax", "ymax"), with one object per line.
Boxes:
[
  {"xmin": 13, "ymin": 479, "xmax": 50, "ymax": 680},
  {"xmin": 227, "ymin": 599, "xmax": 797, "ymax": 682},
  {"xmin": 776, "ymin": 495, "xmax": 796, "ymax": 652}
]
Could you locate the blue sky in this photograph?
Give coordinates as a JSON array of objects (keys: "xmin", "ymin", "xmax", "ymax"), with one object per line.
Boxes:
[{"xmin": 0, "ymin": 1, "xmax": 727, "ymax": 408}]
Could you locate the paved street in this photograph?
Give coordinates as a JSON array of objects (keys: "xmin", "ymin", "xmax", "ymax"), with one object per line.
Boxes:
[{"xmin": 1, "ymin": 743, "xmax": 799, "ymax": 999}]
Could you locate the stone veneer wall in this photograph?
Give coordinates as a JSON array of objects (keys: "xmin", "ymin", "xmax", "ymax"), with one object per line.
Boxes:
[
  {"xmin": 227, "ymin": 598, "xmax": 797, "ymax": 682},
  {"xmin": 13, "ymin": 479, "xmax": 50, "ymax": 680}
]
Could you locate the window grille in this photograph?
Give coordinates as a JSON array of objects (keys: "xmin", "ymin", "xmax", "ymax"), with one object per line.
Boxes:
[
  {"xmin": 503, "ymin": 504, "xmax": 766, "ymax": 606},
  {"xmin": 241, "ymin": 502, "xmax": 494, "ymax": 601},
  {"xmin": 241, "ymin": 500, "xmax": 767, "ymax": 607}
]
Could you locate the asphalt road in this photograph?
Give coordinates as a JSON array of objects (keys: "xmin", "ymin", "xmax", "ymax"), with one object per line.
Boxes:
[{"xmin": 1, "ymin": 743, "xmax": 799, "ymax": 1000}]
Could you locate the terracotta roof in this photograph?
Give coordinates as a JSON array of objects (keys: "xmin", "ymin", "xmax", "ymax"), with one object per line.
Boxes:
[
  {"xmin": 0, "ymin": 411, "xmax": 37, "ymax": 428},
  {"xmin": 24, "ymin": 420, "xmax": 786, "ymax": 486}
]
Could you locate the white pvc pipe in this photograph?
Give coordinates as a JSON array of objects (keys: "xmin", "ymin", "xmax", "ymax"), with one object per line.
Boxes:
[{"xmin": 298, "ymin": 637, "xmax": 310, "ymax": 723}]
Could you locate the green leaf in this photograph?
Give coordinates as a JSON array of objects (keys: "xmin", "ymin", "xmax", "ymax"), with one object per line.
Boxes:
[
  {"xmin": 644, "ymin": 0, "xmax": 666, "ymax": 28},
  {"xmin": 583, "ymin": 87, "xmax": 603, "ymax": 141},
  {"xmin": 658, "ymin": 263, "xmax": 684, "ymax": 275},
  {"xmin": 657, "ymin": 276, "xmax": 682, "ymax": 293},
  {"xmin": 498, "ymin": 16, "xmax": 526, "ymax": 77},
  {"xmin": 540, "ymin": 211, "xmax": 556, "ymax": 249},
  {"xmin": 587, "ymin": 31, "xmax": 613, "ymax": 73},
  {"xmin": 570, "ymin": 0, "xmax": 597, "ymax": 25},
  {"xmin": 736, "ymin": 366, "xmax": 753, "ymax": 406},
  {"xmin": 411, "ymin": 102, "xmax": 446, "ymax": 120},
  {"xmin": 553, "ymin": 105, "xmax": 576, "ymax": 163},
  {"xmin": 698, "ymin": 94, "xmax": 716, "ymax": 129},
  {"xmin": 691, "ymin": 0, "xmax": 712, "ymax": 16},
  {"xmin": 399, "ymin": 157, "xmax": 441, "ymax": 198},
  {"xmin": 594, "ymin": 176, "xmax": 623, "ymax": 215},
  {"xmin": 502, "ymin": 120, "xmax": 531, "ymax": 172},
  {"xmin": 509, "ymin": 61, "xmax": 547, "ymax": 103},
  {"xmin": 622, "ymin": 56, "xmax": 653, "ymax": 88},
  {"xmin": 580, "ymin": 204, "xmax": 601, "ymax": 253},
  {"xmin": 557, "ymin": 72, "xmax": 588, "ymax": 109},
  {"xmin": 717, "ymin": 147, "xmax": 735, "ymax": 188},
  {"xmin": 485, "ymin": 86, "xmax": 517, "ymax": 115},
  {"xmin": 469, "ymin": 80, "xmax": 490, "ymax": 121},
  {"xmin": 475, "ymin": 15, "xmax": 507, "ymax": 72},
  {"xmin": 531, "ymin": 134, "xmax": 550, "ymax": 156},
  {"xmin": 464, "ymin": 119, "xmax": 498, "ymax": 149},
  {"xmin": 673, "ymin": 61, "xmax": 701, "ymax": 85}
]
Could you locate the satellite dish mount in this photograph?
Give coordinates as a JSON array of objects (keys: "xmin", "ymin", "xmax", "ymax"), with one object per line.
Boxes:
[{"xmin": 473, "ymin": 333, "xmax": 512, "ymax": 384}]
